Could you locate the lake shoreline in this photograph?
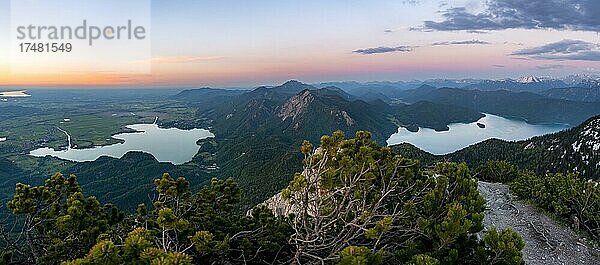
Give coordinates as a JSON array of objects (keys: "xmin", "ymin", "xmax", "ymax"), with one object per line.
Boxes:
[
  {"xmin": 29, "ymin": 123, "xmax": 215, "ymax": 165},
  {"xmin": 41, "ymin": 120, "xmax": 213, "ymax": 152},
  {"xmin": 387, "ymin": 113, "xmax": 570, "ymax": 155}
]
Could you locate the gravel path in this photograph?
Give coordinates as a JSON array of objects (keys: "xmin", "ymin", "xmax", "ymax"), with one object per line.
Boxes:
[{"xmin": 478, "ymin": 181, "xmax": 600, "ymax": 265}]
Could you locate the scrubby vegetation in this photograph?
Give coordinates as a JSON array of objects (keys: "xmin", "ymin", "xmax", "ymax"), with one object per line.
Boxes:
[
  {"xmin": 0, "ymin": 131, "xmax": 524, "ymax": 264},
  {"xmin": 510, "ymin": 171, "xmax": 600, "ymax": 241},
  {"xmin": 475, "ymin": 160, "xmax": 520, "ymax": 183},
  {"xmin": 281, "ymin": 131, "xmax": 523, "ymax": 264}
]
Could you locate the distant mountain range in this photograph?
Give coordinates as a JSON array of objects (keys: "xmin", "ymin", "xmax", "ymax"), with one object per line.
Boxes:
[
  {"xmin": 540, "ymin": 87, "xmax": 600, "ymax": 102},
  {"xmin": 174, "ymin": 80, "xmax": 485, "ymax": 142},
  {"xmin": 174, "ymin": 76, "xmax": 600, "ymax": 135},
  {"xmin": 315, "ymin": 74, "xmax": 600, "ymax": 101},
  {"xmin": 463, "ymin": 76, "xmax": 568, "ymax": 92},
  {"xmin": 316, "ymin": 75, "xmax": 600, "ymax": 126},
  {"xmin": 561, "ymin": 74, "xmax": 600, "ymax": 88}
]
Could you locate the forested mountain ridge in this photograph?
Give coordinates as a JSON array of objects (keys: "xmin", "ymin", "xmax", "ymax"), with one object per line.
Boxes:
[
  {"xmin": 540, "ymin": 86, "xmax": 600, "ymax": 102},
  {"xmin": 169, "ymin": 80, "xmax": 489, "ymax": 146},
  {"xmin": 392, "ymin": 101, "xmax": 484, "ymax": 132},
  {"xmin": 395, "ymin": 87, "xmax": 600, "ymax": 125},
  {"xmin": 204, "ymin": 81, "xmax": 392, "ymax": 143},
  {"xmin": 182, "ymin": 81, "xmax": 484, "ymax": 143},
  {"xmin": 169, "ymin": 87, "xmax": 246, "ymax": 104},
  {"xmin": 65, "ymin": 152, "xmax": 216, "ymax": 209},
  {"xmin": 391, "ymin": 115, "xmax": 600, "ymax": 180},
  {"xmin": 274, "ymin": 89, "xmax": 397, "ymax": 143}
]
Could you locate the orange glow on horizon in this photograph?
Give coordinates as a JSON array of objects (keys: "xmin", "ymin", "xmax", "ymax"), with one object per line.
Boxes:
[
  {"xmin": 0, "ymin": 71, "xmax": 149, "ymax": 87},
  {"xmin": 1, "ymin": 45, "xmax": 595, "ymax": 87}
]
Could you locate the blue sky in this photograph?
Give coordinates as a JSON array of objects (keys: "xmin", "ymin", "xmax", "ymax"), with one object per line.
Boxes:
[{"xmin": 1, "ymin": 0, "xmax": 600, "ymax": 87}]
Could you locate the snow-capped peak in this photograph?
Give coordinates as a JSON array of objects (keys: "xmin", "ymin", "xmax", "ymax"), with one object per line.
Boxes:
[
  {"xmin": 516, "ymin": 75, "xmax": 542, "ymax": 84},
  {"xmin": 562, "ymin": 74, "xmax": 600, "ymax": 88}
]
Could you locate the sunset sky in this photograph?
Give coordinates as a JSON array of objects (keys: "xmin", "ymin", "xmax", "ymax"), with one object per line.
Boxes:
[{"xmin": 1, "ymin": 0, "xmax": 599, "ymax": 87}]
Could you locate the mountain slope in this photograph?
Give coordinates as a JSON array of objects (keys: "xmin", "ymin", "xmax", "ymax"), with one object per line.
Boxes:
[
  {"xmin": 540, "ymin": 87, "xmax": 600, "ymax": 102},
  {"xmin": 0, "ymin": 158, "xmax": 25, "ymax": 205},
  {"xmin": 65, "ymin": 152, "xmax": 214, "ymax": 210},
  {"xmin": 274, "ymin": 89, "xmax": 397, "ymax": 143},
  {"xmin": 393, "ymin": 101, "xmax": 484, "ymax": 132},
  {"xmin": 198, "ymin": 83, "xmax": 392, "ymax": 207}
]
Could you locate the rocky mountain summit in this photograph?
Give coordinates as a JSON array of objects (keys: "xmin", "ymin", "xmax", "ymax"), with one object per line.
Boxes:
[{"xmin": 278, "ymin": 90, "xmax": 315, "ymax": 122}]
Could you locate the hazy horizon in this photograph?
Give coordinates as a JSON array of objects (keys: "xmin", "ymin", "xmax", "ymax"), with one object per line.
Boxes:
[{"xmin": 1, "ymin": 73, "xmax": 600, "ymax": 90}]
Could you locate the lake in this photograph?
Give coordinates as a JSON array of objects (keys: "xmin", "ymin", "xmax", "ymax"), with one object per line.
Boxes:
[
  {"xmin": 30, "ymin": 124, "xmax": 214, "ymax": 165},
  {"xmin": 387, "ymin": 114, "xmax": 569, "ymax": 155},
  {"xmin": 0, "ymin": 90, "xmax": 31, "ymax": 97}
]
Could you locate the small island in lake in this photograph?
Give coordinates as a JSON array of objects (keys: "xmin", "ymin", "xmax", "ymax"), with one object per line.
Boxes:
[{"xmin": 477, "ymin": 123, "xmax": 486, "ymax": 128}]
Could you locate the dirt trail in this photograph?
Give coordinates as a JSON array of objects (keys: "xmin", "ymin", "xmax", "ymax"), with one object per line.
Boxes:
[{"xmin": 478, "ymin": 181, "xmax": 600, "ymax": 265}]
